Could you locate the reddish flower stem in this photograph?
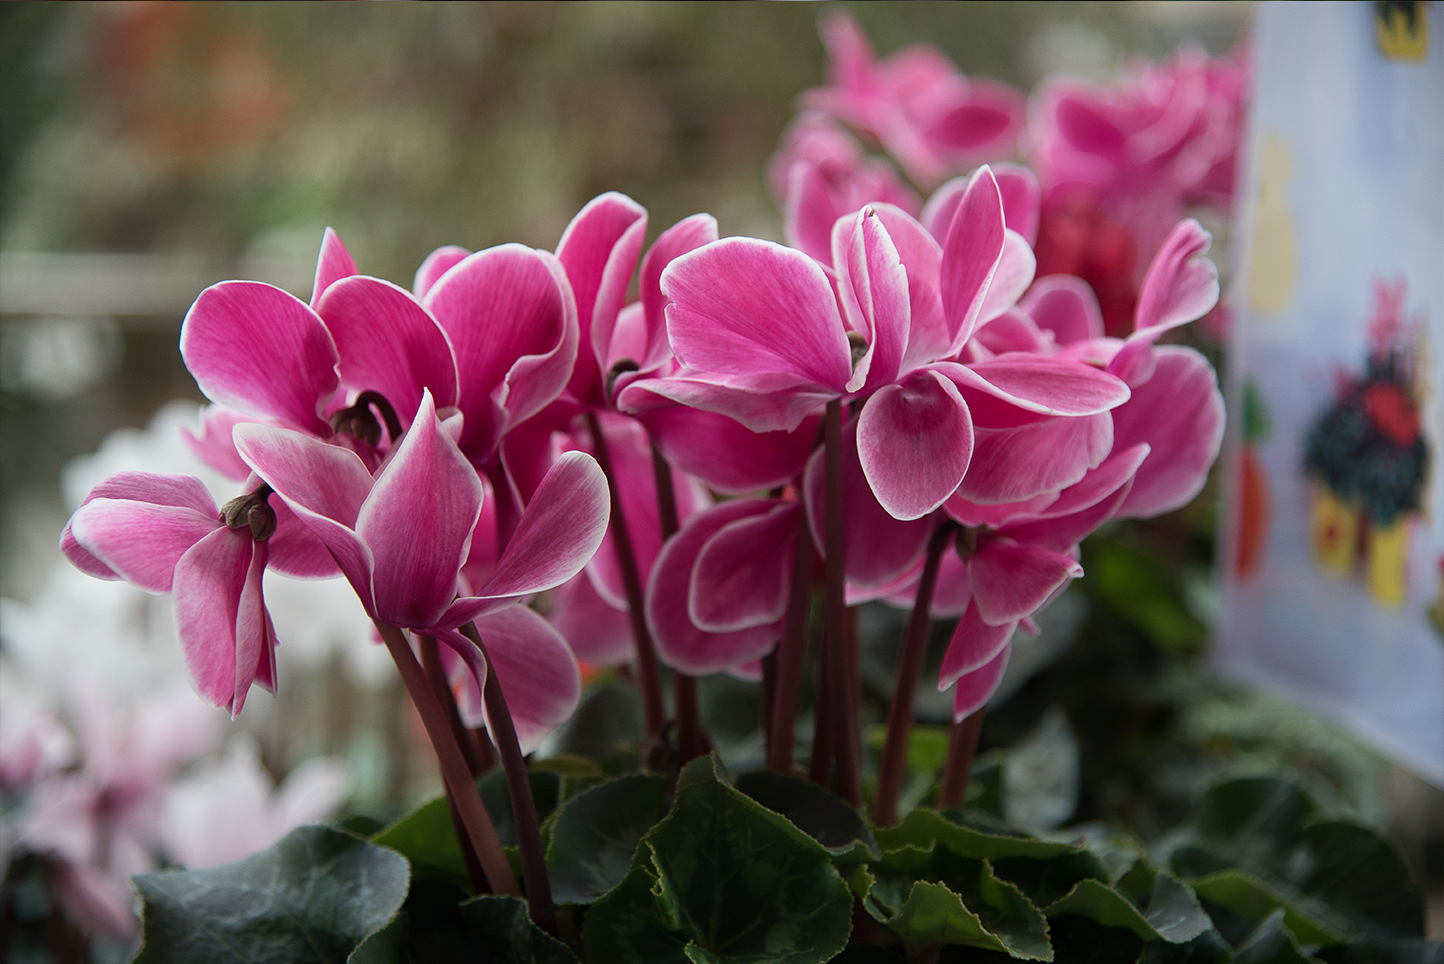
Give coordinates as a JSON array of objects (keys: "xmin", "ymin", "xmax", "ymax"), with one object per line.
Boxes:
[
  {"xmin": 823, "ymin": 399, "xmax": 861, "ymax": 806},
  {"xmin": 651, "ymin": 443, "xmax": 708, "ymax": 761},
  {"xmin": 374, "ymin": 622, "xmax": 518, "ymax": 896},
  {"xmin": 760, "ymin": 649, "xmax": 777, "ymax": 759},
  {"xmin": 462, "ymin": 623, "xmax": 557, "ymax": 935},
  {"xmin": 873, "ymin": 522, "xmax": 954, "ymax": 826},
  {"xmin": 418, "ymin": 635, "xmax": 488, "ymax": 891},
  {"xmin": 769, "ymin": 511, "xmax": 815, "ymax": 773},
  {"xmin": 585, "ymin": 410, "xmax": 665, "ymax": 736},
  {"xmin": 937, "ymin": 708, "xmax": 987, "ymax": 810}
]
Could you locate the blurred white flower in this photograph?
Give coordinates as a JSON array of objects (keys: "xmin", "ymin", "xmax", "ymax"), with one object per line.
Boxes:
[{"xmin": 159, "ymin": 734, "xmax": 349, "ymax": 869}]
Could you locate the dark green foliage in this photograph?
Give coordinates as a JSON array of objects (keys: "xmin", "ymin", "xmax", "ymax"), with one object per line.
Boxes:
[{"xmin": 133, "ymin": 826, "xmax": 409, "ymax": 964}]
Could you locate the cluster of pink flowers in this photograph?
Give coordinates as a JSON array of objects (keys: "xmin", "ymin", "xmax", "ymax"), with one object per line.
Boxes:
[
  {"xmin": 777, "ymin": 10, "xmax": 1248, "ymax": 337},
  {"xmin": 57, "ymin": 8, "xmax": 1230, "ymax": 919}
]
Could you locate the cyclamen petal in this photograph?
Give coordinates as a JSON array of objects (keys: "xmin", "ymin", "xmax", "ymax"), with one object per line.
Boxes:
[
  {"xmin": 647, "ymin": 500, "xmax": 784, "ymax": 676},
  {"xmin": 358, "ymin": 393, "xmax": 484, "ymax": 630},
  {"xmin": 951, "ymin": 640, "xmax": 1013, "ymax": 722},
  {"xmin": 639, "ymin": 214, "xmax": 718, "ymax": 372},
  {"xmin": 549, "ymin": 572, "xmax": 634, "ymax": 667},
  {"xmin": 866, "ymin": 204, "xmax": 946, "ymax": 374},
  {"xmin": 230, "ymin": 539, "xmax": 273, "ymax": 715},
  {"xmin": 955, "ymin": 414, "xmax": 1113, "ymax": 505},
  {"xmin": 310, "ymin": 228, "xmax": 358, "ymax": 308},
  {"xmin": 662, "ymin": 237, "xmax": 853, "ymax": 392},
  {"xmin": 976, "ymin": 229, "xmax": 1037, "ymax": 325},
  {"xmin": 939, "ymin": 602, "xmax": 1014, "ymax": 689},
  {"xmin": 833, "ymin": 208, "xmax": 910, "ymax": 392},
  {"xmin": 180, "ymin": 281, "xmax": 339, "ymax": 437},
  {"xmin": 172, "ymin": 527, "xmax": 255, "ymax": 710},
  {"xmin": 623, "ymin": 373, "xmax": 836, "ymax": 435},
  {"xmin": 940, "ymin": 166, "xmax": 1007, "ymax": 351},
  {"xmin": 468, "ymin": 606, "xmax": 582, "ymax": 755},
  {"xmin": 413, "ymin": 245, "xmax": 470, "ymax": 299},
  {"xmin": 318, "ymin": 275, "xmax": 460, "ymax": 419},
  {"xmin": 856, "ymin": 369, "xmax": 974, "ymax": 521},
  {"xmin": 1019, "ymin": 276, "xmax": 1106, "ymax": 346},
  {"xmin": 471, "ymin": 451, "xmax": 610, "ymax": 602},
  {"xmin": 181, "ymin": 405, "xmax": 256, "ymax": 482},
  {"xmin": 968, "ymin": 537, "xmax": 1082, "ymax": 626},
  {"xmin": 62, "ymin": 471, "xmax": 220, "ymax": 581},
  {"xmin": 689, "ymin": 501, "xmax": 801, "ymax": 633},
  {"xmin": 69, "ymin": 500, "xmax": 220, "ymax": 594}
]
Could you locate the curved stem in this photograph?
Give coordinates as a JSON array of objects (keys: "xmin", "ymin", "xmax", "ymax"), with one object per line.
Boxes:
[
  {"xmin": 418, "ymin": 635, "xmax": 488, "ymax": 891},
  {"xmin": 822, "ymin": 399, "xmax": 861, "ymax": 806},
  {"xmin": 652, "ymin": 443, "xmax": 708, "ymax": 761},
  {"xmin": 937, "ymin": 708, "xmax": 986, "ymax": 810},
  {"xmin": 462, "ymin": 623, "xmax": 557, "ymax": 934},
  {"xmin": 586, "ymin": 410, "xmax": 665, "ymax": 736},
  {"xmin": 770, "ymin": 514, "xmax": 815, "ymax": 773},
  {"xmin": 374, "ymin": 622, "xmax": 518, "ymax": 896},
  {"xmin": 873, "ymin": 522, "xmax": 955, "ymax": 826}
]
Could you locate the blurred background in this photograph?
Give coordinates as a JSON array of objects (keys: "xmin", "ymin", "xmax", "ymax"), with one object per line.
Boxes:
[{"xmin": 1, "ymin": 0, "xmax": 1438, "ymax": 943}]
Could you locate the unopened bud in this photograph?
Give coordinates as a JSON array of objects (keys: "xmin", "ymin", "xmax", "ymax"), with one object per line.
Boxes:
[{"xmin": 222, "ymin": 485, "xmax": 278, "ymax": 542}]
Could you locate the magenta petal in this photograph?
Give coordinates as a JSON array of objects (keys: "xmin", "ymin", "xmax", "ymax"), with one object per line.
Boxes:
[
  {"xmin": 69, "ymin": 499, "xmax": 219, "ymax": 593},
  {"xmin": 640, "ymin": 214, "xmax": 718, "ymax": 371},
  {"xmin": 310, "ymin": 228, "xmax": 358, "ymax": 308},
  {"xmin": 629, "ymin": 394, "xmax": 818, "ymax": 496},
  {"xmin": 624, "ymin": 373, "xmax": 835, "ymax": 434},
  {"xmin": 804, "ymin": 419, "xmax": 933, "ymax": 588},
  {"xmin": 783, "ymin": 161, "xmax": 845, "ymax": 267},
  {"xmin": 1133, "ymin": 218, "xmax": 1219, "ymax": 336},
  {"xmin": 1019, "ymin": 276, "xmax": 1105, "ymax": 345},
  {"xmin": 977, "ymin": 230, "xmax": 1036, "ymax": 324},
  {"xmin": 662, "ymin": 237, "xmax": 853, "ymax": 391},
  {"xmin": 951, "ymin": 639, "xmax": 1013, "ymax": 721},
  {"xmin": 939, "ymin": 166, "xmax": 1007, "ymax": 350},
  {"xmin": 181, "ymin": 405, "xmax": 256, "ymax": 482},
  {"xmin": 62, "ymin": 471, "xmax": 218, "ymax": 581},
  {"xmin": 413, "ymin": 245, "xmax": 470, "ymax": 299},
  {"xmin": 920, "ymin": 175, "xmax": 968, "ymax": 243},
  {"xmin": 471, "ymin": 605, "xmax": 581, "ymax": 754},
  {"xmin": 473, "ymin": 451, "xmax": 609, "ymax": 601},
  {"xmin": 232, "ymin": 423, "xmax": 376, "ymax": 598},
  {"xmin": 318, "ymin": 275, "xmax": 460, "ymax": 418},
  {"xmin": 868, "ymin": 204, "xmax": 947, "ymax": 372},
  {"xmin": 424, "ymin": 244, "xmax": 578, "ymax": 463},
  {"xmin": 1003, "ymin": 478, "xmax": 1131, "ymax": 553},
  {"xmin": 358, "ymin": 393, "xmax": 484, "ymax": 629},
  {"xmin": 549, "ymin": 572, "xmax": 634, "ymax": 667},
  {"xmin": 257, "ymin": 497, "xmax": 338, "ymax": 578},
  {"xmin": 1113, "ymin": 346, "xmax": 1224, "ymax": 518},
  {"xmin": 181, "ymin": 281, "xmax": 339, "ymax": 436},
  {"xmin": 646, "ymin": 501, "xmax": 783, "ymax": 675},
  {"xmin": 172, "ymin": 527, "xmax": 251, "ymax": 709},
  {"xmin": 969, "ymin": 537, "xmax": 1082, "ymax": 626},
  {"xmin": 1037, "ymin": 443, "xmax": 1150, "ymax": 521},
  {"xmin": 834, "ymin": 208, "xmax": 910, "ymax": 391},
  {"xmin": 556, "ymin": 192, "xmax": 648, "ymax": 402},
  {"xmin": 950, "ymin": 355, "xmax": 1130, "ymax": 418},
  {"xmin": 990, "ymin": 162, "xmax": 1041, "ymax": 245},
  {"xmin": 956, "ymin": 414, "xmax": 1113, "ymax": 505},
  {"xmin": 229, "ymin": 539, "xmax": 272, "ymax": 715},
  {"xmin": 857, "ymin": 370, "xmax": 973, "ymax": 520},
  {"xmin": 939, "ymin": 601, "xmax": 1013, "ymax": 689},
  {"xmin": 689, "ymin": 501, "xmax": 800, "ymax": 633}
]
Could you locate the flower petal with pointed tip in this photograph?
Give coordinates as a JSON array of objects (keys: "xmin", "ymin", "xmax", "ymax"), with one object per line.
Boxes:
[
  {"xmin": 940, "ymin": 166, "xmax": 1007, "ymax": 351},
  {"xmin": 310, "ymin": 228, "xmax": 357, "ymax": 308},
  {"xmin": 969, "ymin": 537, "xmax": 1082, "ymax": 626},
  {"xmin": 951, "ymin": 640, "xmax": 1012, "ymax": 721},
  {"xmin": 181, "ymin": 281, "xmax": 339, "ymax": 437},
  {"xmin": 172, "ymin": 527, "xmax": 254, "ymax": 710},
  {"xmin": 833, "ymin": 208, "xmax": 910, "ymax": 392},
  {"xmin": 69, "ymin": 499, "xmax": 220, "ymax": 594},
  {"xmin": 413, "ymin": 245, "xmax": 470, "ymax": 299},
  {"xmin": 469, "ymin": 606, "xmax": 581, "ymax": 755},
  {"xmin": 318, "ymin": 276, "xmax": 459, "ymax": 419},
  {"xmin": 639, "ymin": 214, "xmax": 718, "ymax": 372},
  {"xmin": 955, "ymin": 414, "xmax": 1113, "ymax": 505},
  {"xmin": 939, "ymin": 603, "xmax": 1014, "ymax": 690}
]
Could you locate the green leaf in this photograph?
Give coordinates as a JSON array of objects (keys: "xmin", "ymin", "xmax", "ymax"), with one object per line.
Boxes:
[
  {"xmin": 479, "ymin": 768, "xmax": 563, "ymax": 848},
  {"xmin": 546, "ymin": 773, "xmax": 668, "ymax": 905},
  {"xmin": 456, "ymin": 894, "xmax": 580, "ymax": 963},
  {"xmin": 991, "ymin": 851, "xmax": 1112, "ymax": 909},
  {"xmin": 372, "ymin": 794, "xmax": 470, "ymax": 887},
  {"xmin": 134, "ymin": 826, "xmax": 409, "ymax": 964},
  {"xmin": 1231, "ymin": 911, "xmax": 1311, "ymax": 964},
  {"xmin": 346, "ymin": 912, "xmax": 408, "ymax": 964},
  {"xmin": 1047, "ymin": 880, "xmax": 1163, "ymax": 942},
  {"xmin": 1166, "ymin": 778, "xmax": 1424, "ymax": 941},
  {"xmin": 868, "ymin": 847, "xmax": 1053, "ymax": 961},
  {"xmin": 1044, "ymin": 872, "xmax": 1209, "ymax": 947},
  {"xmin": 1140, "ymin": 872, "xmax": 1213, "ymax": 945},
  {"xmin": 645, "ymin": 769, "xmax": 854, "ymax": 964},
  {"xmin": 1189, "ymin": 870, "xmax": 1341, "ymax": 945},
  {"xmin": 734, "ymin": 770, "xmax": 880, "ymax": 863},
  {"xmin": 879, "ymin": 808, "xmax": 1099, "ymax": 863},
  {"xmin": 552, "ymin": 683, "xmax": 644, "ymax": 762},
  {"xmin": 581, "ymin": 866, "xmax": 690, "ymax": 963}
]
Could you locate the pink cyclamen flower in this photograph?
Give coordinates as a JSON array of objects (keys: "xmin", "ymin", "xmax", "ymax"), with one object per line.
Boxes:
[
  {"xmin": 234, "ymin": 391, "xmax": 610, "ymax": 743},
  {"xmin": 649, "ymin": 166, "xmax": 1129, "ymax": 521},
  {"xmin": 61, "ymin": 473, "xmax": 317, "ymax": 715},
  {"xmin": 801, "ymin": 9, "xmax": 1025, "ymax": 186}
]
